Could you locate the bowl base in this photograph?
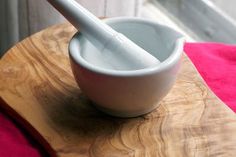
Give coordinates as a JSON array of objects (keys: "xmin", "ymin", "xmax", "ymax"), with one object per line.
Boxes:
[{"xmin": 92, "ymin": 103, "xmax": 160, "ymax": 118}]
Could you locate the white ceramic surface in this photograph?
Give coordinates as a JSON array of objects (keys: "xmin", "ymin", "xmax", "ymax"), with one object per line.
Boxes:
[
  {"xmin": 69, "ymin": 17, "xmax": 184, "ymax": 117},
  {"xmin": 48, "ymin": 0, "xmax": 160, "ymax": 70}
]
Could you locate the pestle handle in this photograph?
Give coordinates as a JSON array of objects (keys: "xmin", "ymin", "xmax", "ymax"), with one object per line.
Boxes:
[
  {"xmin": 47, "ymin": 0, "xmax": 116, "ymax": 50},
  {"xmin": 47, "ymin": 0, "xmax": 160, "ymax": 70}
]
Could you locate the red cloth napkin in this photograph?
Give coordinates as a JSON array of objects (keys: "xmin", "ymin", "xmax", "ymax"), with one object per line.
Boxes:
[
  {"xmin": 0, "ymin": 112, "xmax": 44, "ymax": 157},
  {"xmin": 184, "ymin": 43, "xmax": 236, "ymax": 112},
  {"xmin": 0, "ymin": 42, "xmax": 235, "ymax": 157}
]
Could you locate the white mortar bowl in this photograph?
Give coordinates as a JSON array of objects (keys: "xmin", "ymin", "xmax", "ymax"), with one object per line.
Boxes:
[{"xmin": 69, "ymin": 17, "xmax": 184, "ymax": 117}]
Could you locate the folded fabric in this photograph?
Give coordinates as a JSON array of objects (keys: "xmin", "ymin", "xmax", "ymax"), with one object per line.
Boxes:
[
  {"xmin": 0, "ymin": 112, "xmax": 43, "ymax": 157},
  {"xmin": 184, "ymin": 42, "xmax": 236, "ymax": 112}
]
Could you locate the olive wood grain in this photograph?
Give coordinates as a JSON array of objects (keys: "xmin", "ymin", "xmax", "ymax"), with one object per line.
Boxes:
[{"xmin": 0, "ymin": 23, "xmax": 236, "ymax": 157}]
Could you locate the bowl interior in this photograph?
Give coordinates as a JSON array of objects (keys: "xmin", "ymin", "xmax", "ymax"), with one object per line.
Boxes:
[
  {"xmin": 105, "ymin": 19, "xmax": 182, "ymax": 61},
  {"xmin": 70, "ymin": 18, "xmax": 183, "ymax": 74}
]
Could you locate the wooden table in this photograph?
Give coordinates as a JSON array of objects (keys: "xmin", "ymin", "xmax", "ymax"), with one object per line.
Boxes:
[{"xmin": 0, "ymin": 23, "xmax": 236, "ymax": 157}]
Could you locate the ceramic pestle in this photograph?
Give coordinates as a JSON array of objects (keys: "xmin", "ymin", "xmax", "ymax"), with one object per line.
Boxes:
[{"xmin": 47, "ymin": 0, "xmax": 160, "ymax": 70}]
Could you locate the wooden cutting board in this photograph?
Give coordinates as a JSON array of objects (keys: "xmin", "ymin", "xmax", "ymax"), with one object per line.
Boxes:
[{"xmin": 0, "ymin": 23, "xmax": 236, "ymax": 157}]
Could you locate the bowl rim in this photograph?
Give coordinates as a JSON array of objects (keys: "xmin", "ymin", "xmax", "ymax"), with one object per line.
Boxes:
[{"xmin": 69, "ymin": 17, "xmax": 184, "ymax": 77}]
